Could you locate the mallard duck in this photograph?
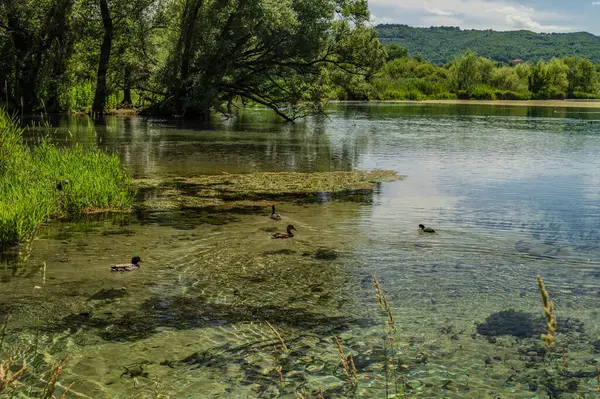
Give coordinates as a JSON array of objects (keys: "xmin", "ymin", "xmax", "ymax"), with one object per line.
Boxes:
[
  {"xmin": 111, "ymin": 256, "xmax": 142, "ymax": 272},
  {"xmin": 270, "ymin": 205, "xmax": 282, "ymax": 221},
  {"xmin": 56, "ymin": 179, "xmax": 70, "ymax": 191},
  {"xmin": 419, "ymin": 224, "xmax": 435, "ymax": 233},
  {"xmin": 272, "ymin": 225, "xmax": 296, "ymax": 239}
]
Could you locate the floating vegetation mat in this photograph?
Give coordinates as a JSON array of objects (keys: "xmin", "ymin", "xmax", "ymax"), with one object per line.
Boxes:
[{"xmin": 135, "ymin": 170, "xmax": 403, "ymax": 210}]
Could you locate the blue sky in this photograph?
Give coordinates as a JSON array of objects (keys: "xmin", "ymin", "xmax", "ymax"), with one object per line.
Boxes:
[{"xmin": 369, "ymin": 0, "xmax": 600, "ymax": 34}]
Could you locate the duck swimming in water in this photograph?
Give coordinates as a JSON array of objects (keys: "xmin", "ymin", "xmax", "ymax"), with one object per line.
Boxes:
[
  {"xmin": 419, "ymin": 224, "xmax": 435, "ymax": 233},
  {"xmin": 111, "ymin": 256, "xmax": 142, "ymax": 272},
  {"xmin": 270, "ymin": 205, "xmax": 282, "ymax": 221},
  {"xmin": 272, "ymin": 225, "xmax": 296, "ymax": 239}
]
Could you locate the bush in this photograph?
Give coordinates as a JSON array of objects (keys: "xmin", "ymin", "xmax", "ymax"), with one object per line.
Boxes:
[
  {"xmin": 571, "ymin": 91, "xmax": 599, "ymax": 99},
  {"xmin": 0, "ymin": 108, "xmax": 133, "ymax": 248},
  {"xmin": 470, "ymin": 86, "xmax": 496, "ymax": 100}
]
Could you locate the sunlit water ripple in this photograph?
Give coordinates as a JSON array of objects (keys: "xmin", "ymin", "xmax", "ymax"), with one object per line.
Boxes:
[{"xmin": 2, "ymin": 103, "xmax": 600, "ymax": 398}]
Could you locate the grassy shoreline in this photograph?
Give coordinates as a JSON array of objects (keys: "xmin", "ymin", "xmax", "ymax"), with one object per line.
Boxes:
[
  {"xmin": 338, "ymin": 99, "xmax": 600, "ymax": 108},
  {"xmin": 0, "ymin": 109, "xmax": 133, "ymax": 249}
]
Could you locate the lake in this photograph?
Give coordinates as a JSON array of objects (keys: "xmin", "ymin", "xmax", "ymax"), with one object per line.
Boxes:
[{"xmin": 2, "ymin": 103, "xmax": 600, "ymax": 398}]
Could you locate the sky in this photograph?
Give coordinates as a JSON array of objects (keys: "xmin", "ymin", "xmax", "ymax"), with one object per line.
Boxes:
[{"xmin": 369, "ymin": 0, "xmax": 600, "ymax": 34}]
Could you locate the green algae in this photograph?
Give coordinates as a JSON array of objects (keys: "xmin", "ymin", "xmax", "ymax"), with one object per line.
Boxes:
[{"xmin": 135, "ymin": 170, "xmax": 402, "ymax": 210}]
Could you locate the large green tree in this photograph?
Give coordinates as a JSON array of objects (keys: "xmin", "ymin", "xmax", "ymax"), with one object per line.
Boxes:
[{"xmin": 159, "ymin": 0, "xmax": 386, "ymax": 120}]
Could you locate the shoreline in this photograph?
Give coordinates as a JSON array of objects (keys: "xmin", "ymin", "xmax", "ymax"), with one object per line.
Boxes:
[{"xmin": 344, "ymin": 99, "xmax": 600, "ymax": 109}]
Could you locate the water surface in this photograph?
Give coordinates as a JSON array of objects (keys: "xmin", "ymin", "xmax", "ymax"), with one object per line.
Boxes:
[{"xmin": 3, "ymin": 103, "xmax": 600, "ymax": 398}]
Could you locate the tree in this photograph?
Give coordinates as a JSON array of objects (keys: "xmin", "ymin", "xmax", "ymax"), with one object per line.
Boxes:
[
  {"xmin": 92, "ymin": 0, "xmax": 113, "ymax": 114},
  {"xmin": 563, "ymin": 56, "xmax": 597, "ymax": 96},
  {"xmin": 157, "ymin": 0, "xmax": 386, "ymax": 120},
  {"xmin": 386, "ymin": 44, "xmax": 407, "ymax": 61},
  {"xmin": 449, "ymin": 49, "xmax": 479, "ymax": 93}
]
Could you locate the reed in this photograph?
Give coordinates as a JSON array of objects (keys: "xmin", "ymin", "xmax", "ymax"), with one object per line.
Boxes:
[
  {"xmin": 561, "ymin": 345, "xmax": 567, "ymax": 371},
  {"xmin": 334, "ymin": 337, "xmax": 359, "ymax": 388},
  {"xmin": 596, "ymin": 366, "xmax": 600, "ymax": 392},
  {"xmin": 0, "ymin": 108, "xmax": 132, "ymax": 248},
  {"xmin": 266, "ymin": 321, "xmax": 289, "ymax": 353},
  {"xmin": 41, "ymin": 357, "xmax": 69, "ymax": 399},
  {"xmin": 536, "ymin": 274, "xmax": 556, "ymax": 349}
]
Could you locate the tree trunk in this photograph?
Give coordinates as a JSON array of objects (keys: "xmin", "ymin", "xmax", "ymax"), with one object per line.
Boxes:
[
  {"xmin": 46, "ymin": 0, "xmax": 75, "ymax": 113},
  {"xmin": 121, "ymin": 67, "xmax": 132, "ymax": 106},
  {"xmin": 92, "ymin": 0, "xmax": 113, "ymax": 115},
  {"xmin": 171, "ymin": 0, "xmax": 203, "ymax": 113}
]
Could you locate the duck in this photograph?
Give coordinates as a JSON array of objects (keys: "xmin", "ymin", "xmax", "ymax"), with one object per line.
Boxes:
[
  {"xmin": 111, "ymin": 256, "xmax": 142, "ymax": 272},
  {"xmin": 419, "ymin": 224, "xmax": 435, "ymax": 233},
  {"xmin": 56, "ymin": 179, "xmax": 70, "ymax": 191},
  {"xmin": 270, "ymin": 205, "xmax": 282, "ymax": 221},
  {"xmin": 272, "ymin": 225, "xmax": 296, "ymax": 239}
]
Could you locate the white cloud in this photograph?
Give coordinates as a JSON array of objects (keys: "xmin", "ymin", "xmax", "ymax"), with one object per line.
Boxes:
[
  {"xmin": 369, "ymin": 0, "xmax": 573, "ymax": 32},
  {"xmin": 425, "ymin": 7, "xmax": 454, "ymax": 17},
  {"xmin": 593, "ymin": 2, "xmax": 600, "ymax": 5}
]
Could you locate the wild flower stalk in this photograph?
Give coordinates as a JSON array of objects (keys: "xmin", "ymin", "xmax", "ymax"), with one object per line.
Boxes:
[
  {"xmin": 372, "ymin": 275, "xmax": 384, "ymax": 311},
  {"xmin": 41, "ymin": 357, "xmax": 69, "ymax": 399},
  {"xmin": 537, "ymin": 274, "xmax": 556, "ymax": 349}
]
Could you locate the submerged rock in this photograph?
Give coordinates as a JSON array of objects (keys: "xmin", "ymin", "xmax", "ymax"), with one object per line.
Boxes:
[
  {"xmin": 477, "ymin": 310, "xmax": 585, "ymax": 338},
  {"xmin": 314, "ymin": 248, "xmax": 338, "ymax": 261},
  {"xmin": 477, "ymin": 310, "xmax": 541, "ymax": 338}
]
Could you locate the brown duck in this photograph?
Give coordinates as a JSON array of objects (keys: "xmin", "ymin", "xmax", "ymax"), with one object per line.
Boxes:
[
  {"xmin": 111, "ymin": 256, "xmax": 142, "ymax": 272},
  {"xmin": 272, "ymin": 225, "xmax": 296, "ymax": 239},
  {"xmin": 419, "ymin": 224, "xmax": 435, "ymax": 233},
  {"xmin": 270, "ymin": 205, "xmax": 282, "ymax": 221}
]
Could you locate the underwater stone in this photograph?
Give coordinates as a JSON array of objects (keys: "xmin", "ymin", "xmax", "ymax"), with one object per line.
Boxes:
[{"xmin": 477, "ymin": 310, "xmax": 585, "ymax": 338}]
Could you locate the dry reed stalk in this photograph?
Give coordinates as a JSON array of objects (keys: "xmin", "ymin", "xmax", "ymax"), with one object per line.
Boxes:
[
  {"xmin": 382, "ymin": 295, "xmax": 397, "ymax": 335},
  {"xmin": 537, "ymin": 275, "xmax": 556, "ymax": 348},
  {"xmin": 561, "ymin": 345, "xmax": 567, "ymax": 371},
  {"xmin": 347, "ymin": 354, "xmax": 359, "ymax": 388},
  {"xmin": 275, "ymin": 366, "xmax": 284, "ymax": 382},
  {"xmin": 41, "ymin": 357, "xmax": 69, "ymax": 399},
  {"xmin": 266, "ymin": 321, "xmax": 289, "ymax": 352},
  {"xmin": 372, "ymin": 275, "xmax": 384, "ymax": 311},
  {"xmin": 295, "ymin": 392, "xmax": 305, "ymax": 399},
  {"xmin": 334, "ymin": 337, "xmax": 351, "ymax": 382},
  {"xmin": 372, "ymin": 275, "xmax": 397, "ymax": 335},
  {"xmin": 318, "ymin": 389, "xmax": 325, "ymax": 399},
  {"xmin": 596, "ymin": 366, "xmax": 600, "ymax": 392},
  {"xmin": 60, "ymin": 381, "xmax": 76, "ymax": 399},
  {"xmin": 0, "ymin": 359, "xmax": 27, "ymax": 393}
]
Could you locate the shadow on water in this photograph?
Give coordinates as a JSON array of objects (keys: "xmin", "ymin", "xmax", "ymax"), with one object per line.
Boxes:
[{"xmin": 45, "ymin": 294, "xmax": 373, "ymax": 342}]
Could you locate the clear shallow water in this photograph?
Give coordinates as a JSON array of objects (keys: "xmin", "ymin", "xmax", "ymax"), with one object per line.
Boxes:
[{"xmin": 2, "ymin": 103, "xmax": 600, "ymax": 398}]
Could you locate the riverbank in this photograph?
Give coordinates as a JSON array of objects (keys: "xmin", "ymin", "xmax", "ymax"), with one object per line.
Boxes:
[
  {"xmin": 361, "ymin": 99, "xmax": 600, "ymax": 108},
  {"xmin": 0, "ymin": 109, "xmax": 133, "ymax": 249}
]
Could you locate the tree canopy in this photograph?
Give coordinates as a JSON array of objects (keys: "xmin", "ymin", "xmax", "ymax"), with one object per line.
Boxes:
[{"xmin": 0, "ymin": 0, "xmax": 385, "ymax": 120}]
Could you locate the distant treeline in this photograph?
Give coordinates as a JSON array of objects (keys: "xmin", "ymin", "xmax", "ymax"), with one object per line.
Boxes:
[
  {"xmin": 376, "ymin": 25, "xmax": 600, "ymax": 65},
  {"xmin": 334, "ymin": 47, "xmax": 600, "ymax": 101}
]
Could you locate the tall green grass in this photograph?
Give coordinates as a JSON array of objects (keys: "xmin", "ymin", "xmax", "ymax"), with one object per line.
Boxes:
[{"xmin": 0, "ymin": 108, "xmax": 133, "ymax": 248}]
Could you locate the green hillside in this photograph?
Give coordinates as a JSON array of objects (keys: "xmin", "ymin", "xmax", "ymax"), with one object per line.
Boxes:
[{"xmin": 376, "ymin": 25, "xmax": 600, "ymax": 65}]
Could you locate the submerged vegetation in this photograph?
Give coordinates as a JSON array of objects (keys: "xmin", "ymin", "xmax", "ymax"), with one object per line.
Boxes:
[
  {"xmin": 136, "ymin": 170, "xmax": 402, "ymax": 210},
  {"xmin": 0, "ymin": 109, "xmax": 132, "ymax": 248}
]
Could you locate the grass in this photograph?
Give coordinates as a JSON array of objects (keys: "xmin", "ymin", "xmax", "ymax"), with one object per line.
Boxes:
[{"xmin": 0, "ymin": 108, "xmax": 133, "ymax": 249}]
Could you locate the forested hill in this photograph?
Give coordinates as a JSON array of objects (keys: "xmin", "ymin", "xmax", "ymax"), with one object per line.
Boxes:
[{"xmin": 376, "ymin": 25, "xmax": 600, "ymax": 65}]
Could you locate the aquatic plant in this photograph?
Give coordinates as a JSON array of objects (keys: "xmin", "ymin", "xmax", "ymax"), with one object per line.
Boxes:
[
  {"xmin": 135, "ymin": 170, "xmax": 402, "ymax": 210},
  {"xmin": 0, "ymin": 108, "xmax": 133, "ymax": 248},
  {"xmin": 537, "ymin": 274, "xmax": 557, "ymax": 349}
]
